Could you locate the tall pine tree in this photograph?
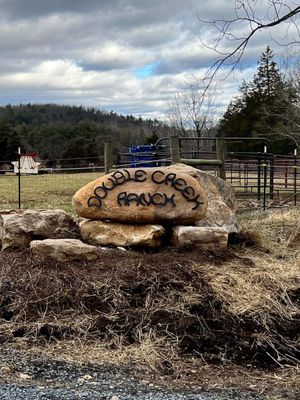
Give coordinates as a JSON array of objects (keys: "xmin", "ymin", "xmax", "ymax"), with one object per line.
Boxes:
[{"xmin": 218, "ymin": 47, "xmax": 294, "ymax": 153}]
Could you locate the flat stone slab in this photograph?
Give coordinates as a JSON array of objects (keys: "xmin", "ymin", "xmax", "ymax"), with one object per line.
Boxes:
[
  {"xmin": 73, "ymin": 167, "xmax": 208, "ymax": 224},
  {"xmin": 30, "ymin": 238, "xmax": 100, "ymax": 261},
  {"xmin": 172, "ymin": 226, "xmax": 228, "ymax": 251},
  {"xmin": 80, "ymin": 219, "xmax": 165, "ymax": 247}
]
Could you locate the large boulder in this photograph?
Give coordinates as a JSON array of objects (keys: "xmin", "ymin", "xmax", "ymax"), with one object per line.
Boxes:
[
  {"xmin": 72, "ymin": 167, "xmax": 208, "ymax": 224},
  {"xmin": 166, "ymin": 164, "xmax": 237, "ymax": 232},
  {"xmin": 80, "ymin": 219, "xmax": 165, "ymax": 247},
  {"xmin": 172, "ymin": 226, "xmax": 228, "ymax": 251},
  {"xmin": 30, "ymin": 239, "xmax": 99, "ymax": 261},
  {"xmin": 0, "ymin": 209, "xmax": 79, "ymax": 250}
]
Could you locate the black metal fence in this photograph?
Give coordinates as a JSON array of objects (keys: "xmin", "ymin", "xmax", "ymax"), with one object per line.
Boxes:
[
  {"xmin": 225, "ymin": 153, "xmax": 298, "ymax": 208},
  {"xmin": 113, "ymin": 138, "xmax": 299, "ymax": 209}
]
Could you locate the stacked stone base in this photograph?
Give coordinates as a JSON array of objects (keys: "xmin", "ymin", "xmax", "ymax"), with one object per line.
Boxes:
[
  {"xmin": 79, "ymin": 219, "xmax": 228, "ymax": 250},
  {"xmin": 0, "ymin": 210, "xmax": 229, "ymax": 262}
]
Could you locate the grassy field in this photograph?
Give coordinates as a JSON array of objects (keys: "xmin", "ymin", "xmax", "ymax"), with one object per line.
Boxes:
[{"xmin": 0, "ymin": 172, "xmax": 104, "ymax": 212}]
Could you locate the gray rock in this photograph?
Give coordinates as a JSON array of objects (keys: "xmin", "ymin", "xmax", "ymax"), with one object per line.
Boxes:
[
  {"xmin": 30, "ymin": 238, "xmax": 100, "ymax": 261},
  {"xmin": 0, "ymin": 209, "xmax": 79, "ymax": 250},
  {"xmin": 195, "ymin": 198, "xmax": 237, "ymax": 233},
  {"xmin": 172, "ymin": 226, "xmax": 228, "ymax": 251}
]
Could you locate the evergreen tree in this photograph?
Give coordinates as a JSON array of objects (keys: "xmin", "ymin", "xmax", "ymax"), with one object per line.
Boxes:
[
  {"xmin": 0, "ymin": 121, "xmax": 20, "ymax": 160},
  {"xmin": 251, "ymin": 46, "xmax": 283, "ymax": 101},
  {"xmin": 218, "ymin": 47, "xmax": 294, "ymax": 153}
]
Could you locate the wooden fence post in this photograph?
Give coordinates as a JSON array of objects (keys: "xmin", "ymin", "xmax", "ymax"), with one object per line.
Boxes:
[
  {"xmin": 104, "ymin": 141, "xmax": 113, "ymax": 174},
  {"xmin": 170, "ymin": 135, "xmax": 181, "ymax": 164},
  {"xmin": 216, "ymin": 138, "xmax": 226, "ymax": 180}
]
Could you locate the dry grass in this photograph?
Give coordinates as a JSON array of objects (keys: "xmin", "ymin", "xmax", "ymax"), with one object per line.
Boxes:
[{"xmin": 207, "ymin": 255, "xmax": 299, "ymax": 319}]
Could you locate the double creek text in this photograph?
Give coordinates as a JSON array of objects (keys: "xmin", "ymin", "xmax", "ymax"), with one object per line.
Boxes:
[{"xmin": 87, "ymin": 169, "xmax": 204, "ymax": 210}]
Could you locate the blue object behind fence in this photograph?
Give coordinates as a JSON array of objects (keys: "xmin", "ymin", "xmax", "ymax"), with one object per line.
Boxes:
[{"xmin": 129, "ymin": 144, "xmax": 158, "ymax": 167}]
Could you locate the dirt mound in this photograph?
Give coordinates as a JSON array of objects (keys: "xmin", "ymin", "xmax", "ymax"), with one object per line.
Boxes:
[{"xmin": 0, "ymin": 245, "xmax": 299, "ymax": 369}]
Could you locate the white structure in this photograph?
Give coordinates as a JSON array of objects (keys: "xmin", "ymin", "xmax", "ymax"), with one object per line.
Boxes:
[{"xmin": 12, "ymin": 155, "xmax": 41, "ymax": 174}]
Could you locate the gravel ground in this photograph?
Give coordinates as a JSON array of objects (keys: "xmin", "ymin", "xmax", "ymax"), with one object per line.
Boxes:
[
  {"xmin": 0, "ymin": 349, "xmax": 262, "ymax": 400},
  {"xmin": 0, "ymin": 384, "xmax": 263, "ymax": 400}
]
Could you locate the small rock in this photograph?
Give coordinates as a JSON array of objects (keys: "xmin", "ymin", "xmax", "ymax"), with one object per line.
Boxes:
[
  {"xmin": 19, "ymin": 373, "xmax": 32, "ymax": 380},
  {"xmin": 82, "ymin": 374, "xmax": 93, "ymax": 381},
  {"xmin": 0, "ymin": 209, "xmax": 79, "ymax": 250},
  {"xmin": 111, "ymin": 396, "xmax": 120, "ymax": 400},
  {"xmin": 172, "ymin": 226, "xmax": 228, "ymax": 251},
  {"xmin": 0, "ymin": 366, "xmax": 12, "ymax": 374},
  {"xmin": 117, "ymin": 246, "xmax": 127, "ymax": 252}
]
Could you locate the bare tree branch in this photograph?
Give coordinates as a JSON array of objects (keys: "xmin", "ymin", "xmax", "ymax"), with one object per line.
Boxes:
[
  {"xmin": 198, "ymin": 0, "xmax": 300, "ymax": 88},
  {"xmin": 167, "ymin": 83, "xmax": 215, "ymax": 138}
]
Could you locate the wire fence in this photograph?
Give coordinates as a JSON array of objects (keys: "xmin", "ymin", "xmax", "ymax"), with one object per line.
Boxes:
[
  {"xmin": 0, "ymin": 164, "xmax": 105, "ymax": 211},
  {"xmin": 0, "ymin": 151, "xmax": 299, "ymax": 211}
]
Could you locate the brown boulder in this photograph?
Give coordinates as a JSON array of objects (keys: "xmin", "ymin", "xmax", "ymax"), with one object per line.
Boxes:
[
  {"xmin": 72, "ymin": 167, "xmax": 208, "ymax": 224},
  {"xmin": 80, "ymin": 219, "xmax": 165, "ymax": 247}
]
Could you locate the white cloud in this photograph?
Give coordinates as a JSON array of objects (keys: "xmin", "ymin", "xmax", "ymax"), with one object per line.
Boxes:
[{"xmin": 0, "ymin": 0, "xmax": 298, "ymax": 121}]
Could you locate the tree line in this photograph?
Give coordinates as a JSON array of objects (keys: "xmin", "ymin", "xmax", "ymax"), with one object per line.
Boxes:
[{"xmin": 0, "ymin": 104, "xmax": 171, "ymax": 162}]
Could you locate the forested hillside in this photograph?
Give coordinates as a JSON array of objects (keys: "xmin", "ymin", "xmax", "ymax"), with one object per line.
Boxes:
[{"xmin": 0, "ymin": 104, "xmax": 171, "ymax": 161}]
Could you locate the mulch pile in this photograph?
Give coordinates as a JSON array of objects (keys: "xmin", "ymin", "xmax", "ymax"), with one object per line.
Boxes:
[{"xmin": 0, "ymin": 246, "xmax": 299, "ymax": 368}]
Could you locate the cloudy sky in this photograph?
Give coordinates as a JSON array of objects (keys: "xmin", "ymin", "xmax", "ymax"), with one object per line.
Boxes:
[{"xmin": 0, "ymin": 0, "xmax": 299, "ymax": 121}]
